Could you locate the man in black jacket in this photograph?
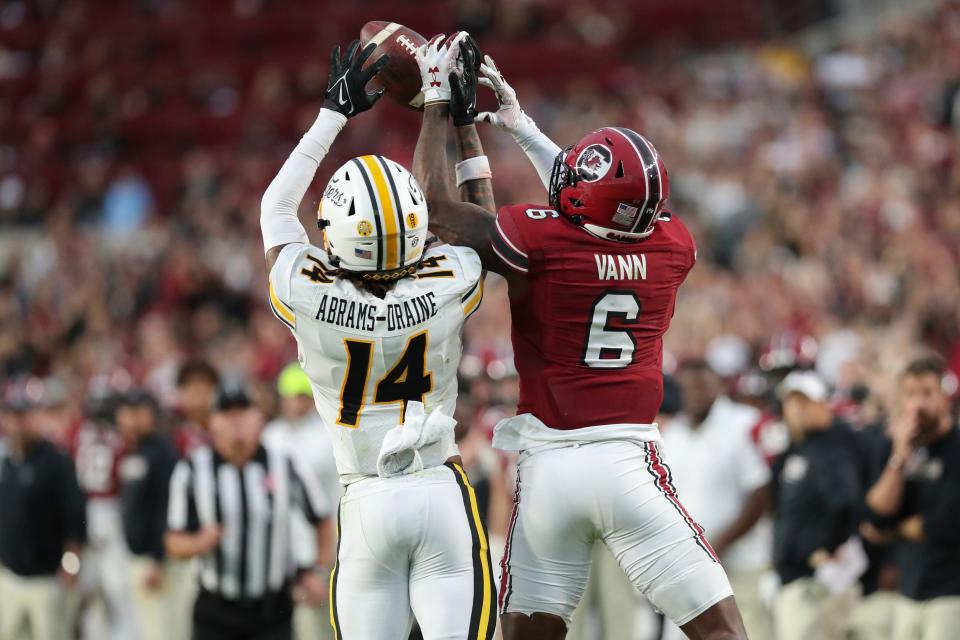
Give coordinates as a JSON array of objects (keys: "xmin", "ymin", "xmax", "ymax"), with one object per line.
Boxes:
[
  {"xmin": 0, "ymin": 379, "xmax": 86, "ymax": 640},
  {"xmin": 866, "ymin": 354, "xmax": 960, "ymax": 640},
  {"xmin": 770, "ymin": 370, "xmax": 863, "ymax": 640},
  {"xmin": 116, "ymin": 389, "xmax": 180, "ymax": 640}
]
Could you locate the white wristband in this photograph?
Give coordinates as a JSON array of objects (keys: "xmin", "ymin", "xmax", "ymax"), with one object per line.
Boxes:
[
  {"xmin": 455, "ymin": 156, "xmax": 492, "ymax": 187},
  {"xmin": 421, "ymin": 88, "xmax": 449, "ymax": 105}
]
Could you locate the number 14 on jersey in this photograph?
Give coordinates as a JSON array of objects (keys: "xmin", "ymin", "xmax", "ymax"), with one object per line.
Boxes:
[{"xmin": 336, "ymin": 331, "xmax": 433, "ymax": 427}]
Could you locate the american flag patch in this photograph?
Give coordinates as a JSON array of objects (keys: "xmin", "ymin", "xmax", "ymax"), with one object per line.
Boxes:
[
  {"xmin": 355, "ymin": 248, "xmax": 373, "ymax": 259},
  {"xmin": 612, "ymin": 202, "xmax": 638, "ymax": 227}
]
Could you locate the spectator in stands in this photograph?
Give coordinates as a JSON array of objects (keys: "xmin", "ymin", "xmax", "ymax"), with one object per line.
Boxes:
[
  {"xmin": 771, "ymin": 370, "xmax": 863, "ymax": 640},
  {"xmin": 660, "ymin": 361, "xmax": 773, "ymax": 640},
  {"xmin": 71, "ymin": 386, "xmax": 136, "ymax": 640},
  {"xmin": 866, "ymin": 354, "xmax": 960, "ymax": 640},
  {"xmin": 567, "ymin": 375, "xmax": 687, "ymax": 640},
  {"xmin": 165, "ymin": 386, "xmax": 330, "ymax": 640},
  {"xmin": 167, "ymin": 359, "xmax": 222, "ymax": 640},
  {"xmin": 262, "ymin": 363, "xmax": 339, "ymax": 640},
  {"xmin": 0, "ymin": 380, "xmax": 86, "ymax": 640},
  {"xmin": 116, "ymin": 389, "xmax": 179, "ymax": 640},
  {"xmin": 172, "ymin": 360, "xmax": 219, "ymax": 457}
]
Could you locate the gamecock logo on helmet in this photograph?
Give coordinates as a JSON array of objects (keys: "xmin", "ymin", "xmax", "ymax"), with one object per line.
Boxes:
[{"xmin": 575, "ymin": 144, "xmax": 613, "ymax": 182}]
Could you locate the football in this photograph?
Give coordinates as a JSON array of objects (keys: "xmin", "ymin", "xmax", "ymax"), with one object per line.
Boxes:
[{"xmin": 360, "ymin": 21, "xmax": 428, "ymax": 109}]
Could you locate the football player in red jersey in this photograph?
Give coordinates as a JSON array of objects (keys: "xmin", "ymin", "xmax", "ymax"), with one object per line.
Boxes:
[{"xmin": 413, "ymin": 37, "xmax": 746, "ymax": 640}]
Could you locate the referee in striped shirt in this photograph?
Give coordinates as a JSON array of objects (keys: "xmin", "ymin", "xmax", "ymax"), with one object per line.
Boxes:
[{"xmin": 165, "ymin": 386, "xmax": 332, "ymax": 640}]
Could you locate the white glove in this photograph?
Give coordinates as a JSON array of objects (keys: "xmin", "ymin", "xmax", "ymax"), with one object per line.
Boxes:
[
  {"xmin": 477, "ymin": 54, "xmax": 561, "ymax": 190},
  {"xmin": 476, "ymin": 55, "xmax": 539, "ymax": 138},
  {"xmin": 416, "ymin": 32, "xmax": 469, "ymax": 105}
]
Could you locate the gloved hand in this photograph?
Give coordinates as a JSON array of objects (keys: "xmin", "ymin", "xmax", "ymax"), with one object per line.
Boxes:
[
  {"xmin": 415, "ymin": 31, "xmax": 469, "ymax": 106},
  {"xmin": 449, "ymin": 35, "xmax": 482, "ymax": 126},
  {"xmin": 322, "ymin": 40, "xmax": 389, "ymax": 118},
  {"xmin": 476, "ymin": 54, "xmax": 539, "ymax": 138}
]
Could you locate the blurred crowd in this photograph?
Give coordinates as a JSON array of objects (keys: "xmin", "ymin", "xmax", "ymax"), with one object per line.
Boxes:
[{"xmin": 2, "ymin": 0, "xmax": 960, "ymax": 638}]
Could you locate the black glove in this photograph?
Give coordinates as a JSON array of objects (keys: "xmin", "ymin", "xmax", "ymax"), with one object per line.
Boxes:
[
  {"xmin": 323, "ymin": 40, "xmax": 389, "ymax": 118},
  {"xmin": 449, "ymin": 36, "xmax": 481, "ymax": 127}
]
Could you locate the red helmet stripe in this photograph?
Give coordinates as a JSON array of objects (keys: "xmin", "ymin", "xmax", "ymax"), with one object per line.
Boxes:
[
  {"xmin": 610, "ymin": 128, "xmax": 662, "ymax": 233},
  {"xmin": 608, "ymin": 128, "xmax": 650, "ymax": 232}
]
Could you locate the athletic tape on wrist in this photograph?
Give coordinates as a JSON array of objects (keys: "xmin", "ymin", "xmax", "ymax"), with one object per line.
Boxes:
[
  {"xmin": 421, "ymin": 88, "xmax": 450, "ymax": 105},
  {"xmin": 455, "ymin": 156, "xmax": 492, "ymax": 187}
]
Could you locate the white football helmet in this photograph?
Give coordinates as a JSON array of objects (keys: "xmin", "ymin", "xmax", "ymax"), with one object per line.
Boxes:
[{"xmin": 319, "ymin": 155, "xmax": 429, "ymax": 275}]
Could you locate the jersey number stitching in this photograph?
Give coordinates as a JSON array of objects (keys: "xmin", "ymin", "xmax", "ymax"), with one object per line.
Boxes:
[
  {"xmin": 416, "ymin": 254, "xmax": 454, "ymax": 279},
  {"xmin": 582, "ymin": 290, "xmax": 642, "ymax": 369},
  {"xmin": 301, "ymin": 255, "xmax": 335, "ymax": 284},
  {"xmin": 336, "ymin": 331, "xmax": 433, "ymax": 427}
]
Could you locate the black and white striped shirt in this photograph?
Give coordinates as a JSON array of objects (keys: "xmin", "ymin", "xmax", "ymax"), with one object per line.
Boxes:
[{"xmin": 167, "ymin": 443, "xmax": 329, "ymax": 600}]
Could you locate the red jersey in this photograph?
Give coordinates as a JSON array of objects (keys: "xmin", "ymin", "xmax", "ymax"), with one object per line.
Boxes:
[
  {"xmin": 492, "ymin": 205, "xmax": 696, "ymax": 429},
  {"xmin": 68, "ymin": 420, "xmax": 125, "ymax": 498}
]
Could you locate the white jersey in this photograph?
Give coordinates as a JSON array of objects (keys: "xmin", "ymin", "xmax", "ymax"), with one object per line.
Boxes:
[{"xmin": 268, "ymin": 242, "xmax": 484, "ymax": 484}]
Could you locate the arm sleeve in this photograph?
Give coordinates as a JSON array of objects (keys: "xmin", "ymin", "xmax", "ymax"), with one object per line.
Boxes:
[
  {"xmin": 512, "ymin": 124, "xmax": 562, "ymax": 191},
  {"xmin": 261, "ymin": 108, "xmax": 347, "ymax": 252},
  {"xmin": 166, "ymin": 460, "xmax": 199, "ymax": 532},
  {"xmin": 490, "ymin": 208, "xmax": 530, "ymax": 274}
]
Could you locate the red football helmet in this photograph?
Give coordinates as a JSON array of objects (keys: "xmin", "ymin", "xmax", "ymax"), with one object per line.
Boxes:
[{"xmin": 549, "ymin": 127, "xmax": 669, "ymax": 242}]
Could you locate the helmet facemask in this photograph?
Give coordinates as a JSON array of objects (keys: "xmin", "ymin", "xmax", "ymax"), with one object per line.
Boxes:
[
  {"xmin": 549, "ymin": 128, "xmax": 669, "ymax": 243},
  {"xmin": 548, "ymin": 145, "xmax": 578, "ymax": 213}
]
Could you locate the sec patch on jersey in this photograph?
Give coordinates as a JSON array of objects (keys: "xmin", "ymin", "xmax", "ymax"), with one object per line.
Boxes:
[{"xmin": 360, "ymin": 21, "xmax": 428, "ymax": 109}]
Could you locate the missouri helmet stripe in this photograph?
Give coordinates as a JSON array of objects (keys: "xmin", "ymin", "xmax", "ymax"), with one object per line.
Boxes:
[
  {"xmin": 360, "ymin": 155, "xmax": 400, "ymax": 270},
  {"xmin": 351, "ymin": 158, "xmax": 384, "ymax": 271},
  {"xmin": 611, "ymin": 127, "xmax": 662, "ymax": 233},
  {"xmin": 376, "ymin": 155, "xmax": 406, "ymax": 268}
]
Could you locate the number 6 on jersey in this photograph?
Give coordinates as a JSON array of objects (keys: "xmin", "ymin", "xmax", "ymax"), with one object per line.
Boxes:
[{"xmin": 583, "ymin": 291, "xmax": 642, "ymax": 369}]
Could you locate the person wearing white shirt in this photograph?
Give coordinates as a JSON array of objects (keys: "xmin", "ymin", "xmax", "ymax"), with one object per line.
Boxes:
[
  {"xmin": 660, "ymin": 361, "xmax": 774, "ymax": 640},
  {"xmin": 262, "ymin": 363, "xmax": 340, "ymax": 640}
]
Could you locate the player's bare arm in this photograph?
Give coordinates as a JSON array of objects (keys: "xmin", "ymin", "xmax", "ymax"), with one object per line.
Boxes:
[
  {"xmin": 453, "ymin": 125, "xmax": 494, "ymax": 213},
  {"xmin": 710, "ymin": 483, "xmax": 769, "ymax": 557},
  {"xmin": 411, "ymin": 34, "xmax": 515, "ymax": 281},
  {"xmin": 413, "ymin": 103, "xmax": 497, "ymax": 261},
  {"xmin": 261, "ymin": 40, "xmax": 388, "ymax": 271}
]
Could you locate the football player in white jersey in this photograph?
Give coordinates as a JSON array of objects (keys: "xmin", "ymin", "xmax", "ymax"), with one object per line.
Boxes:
[{"xmin": 259, "ymin": 39, "xmax": 495, "ymax": 640}]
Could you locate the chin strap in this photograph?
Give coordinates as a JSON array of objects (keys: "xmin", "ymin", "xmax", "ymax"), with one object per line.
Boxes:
[{"xmin": 360, "ymin": 264, "xmax": 419, "ymax": 282}]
